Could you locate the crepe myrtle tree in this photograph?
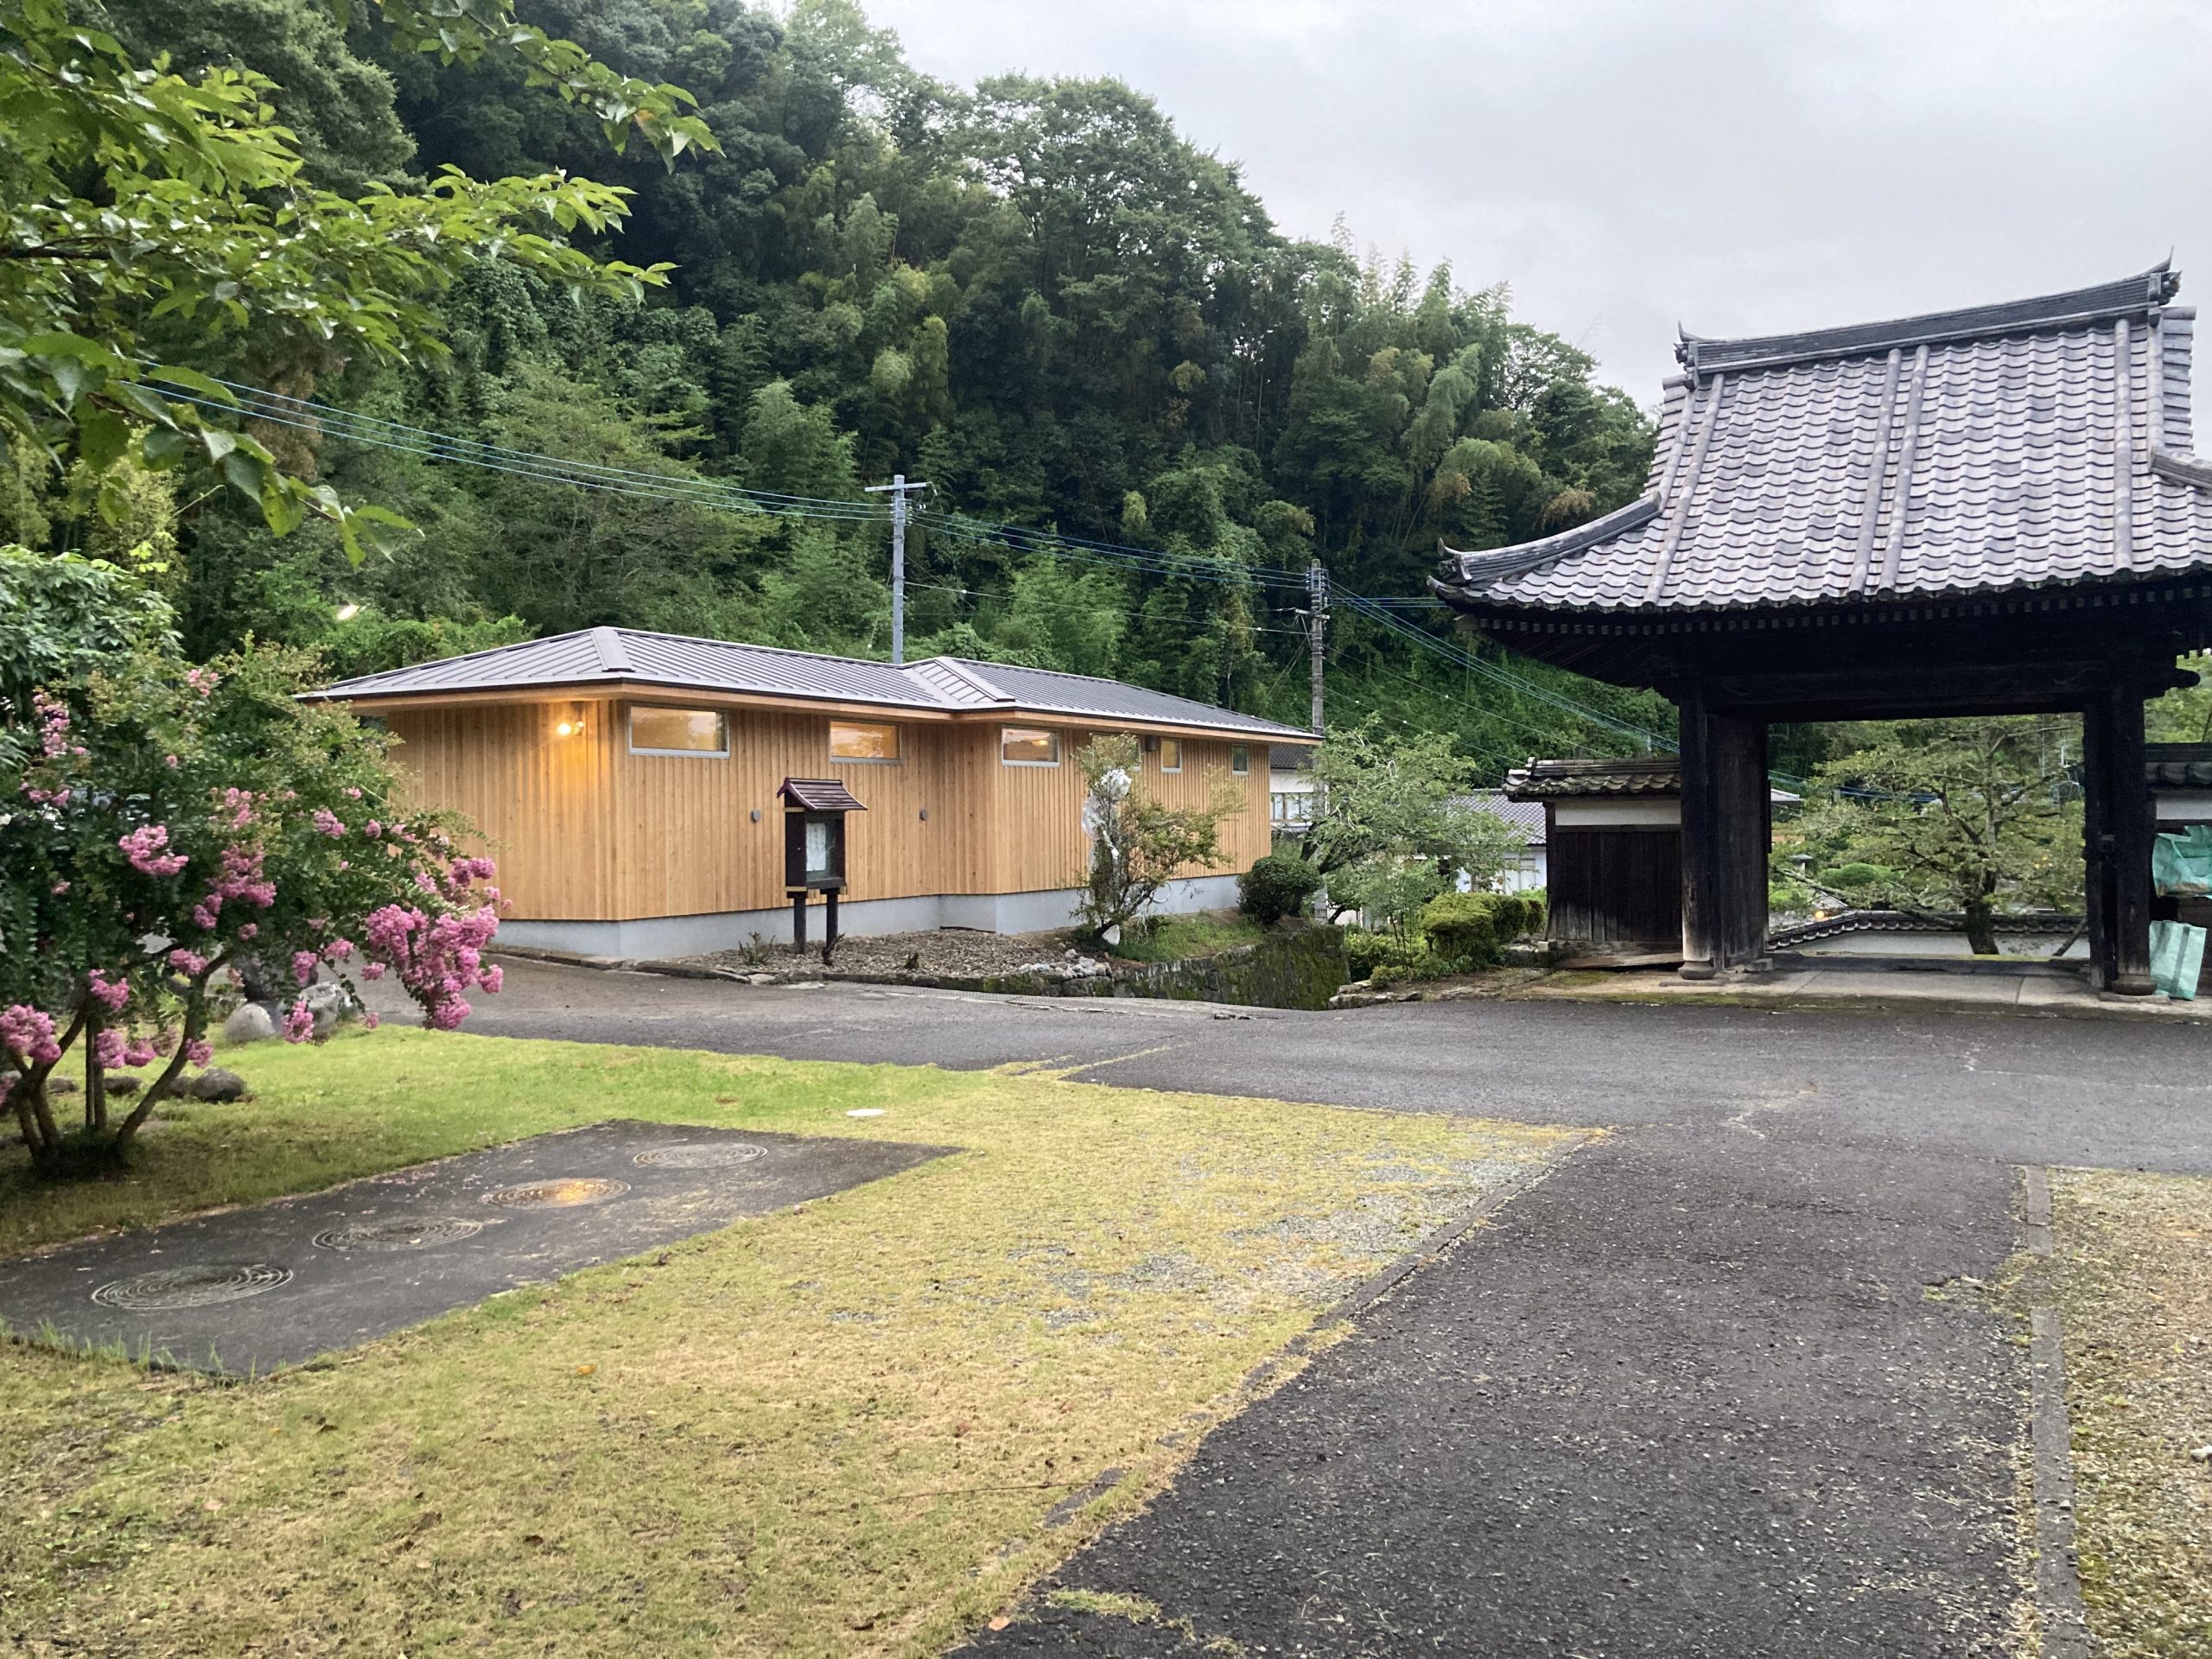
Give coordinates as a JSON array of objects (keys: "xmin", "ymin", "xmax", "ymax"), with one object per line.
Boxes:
[
  {"xmin": 0, "ymin": 610, "xmax": 500, "ymax": 1167},
  {"xmin": 1074, "ymin": 734, "xmax": 1243, "ymax": 946}
]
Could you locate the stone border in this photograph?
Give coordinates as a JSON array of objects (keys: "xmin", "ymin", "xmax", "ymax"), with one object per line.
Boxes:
[{"xmin": 2022, "ymin": 1165, "xmax": 2091, "ymax": 1659}]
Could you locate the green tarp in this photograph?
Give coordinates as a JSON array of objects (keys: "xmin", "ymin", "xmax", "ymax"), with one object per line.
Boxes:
[
  {"xmin": 2150, "ymin": 919, "xmax": 2205, "ymax": 1001},
  {"xmin": 2152, "ymin": 824, "xmax": 2212, "ymax": 897}
]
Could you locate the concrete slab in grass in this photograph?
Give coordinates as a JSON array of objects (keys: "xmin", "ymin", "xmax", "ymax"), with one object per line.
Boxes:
[{"xmin": 0, "ymin": 1120, "xmax": 953, "ymax": 1374}]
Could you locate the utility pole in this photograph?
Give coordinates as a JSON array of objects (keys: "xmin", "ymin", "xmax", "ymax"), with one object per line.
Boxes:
[
  {"xmin": 1305, "ymin": 558, "xmax": 1329, "ymax": 735},
  {"xmin": 864, "ymin": 474, "xmax": 929, "ymax": 664}
]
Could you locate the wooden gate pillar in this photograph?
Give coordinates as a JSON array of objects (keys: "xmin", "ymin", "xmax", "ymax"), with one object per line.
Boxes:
[
  {"xmin": 1678, "ymin": 689, "xmax": 1770, "ymax": 979},
  {"xmin": 2084, "ymin": 679, "xmax": 2153, "ymax": 995}
]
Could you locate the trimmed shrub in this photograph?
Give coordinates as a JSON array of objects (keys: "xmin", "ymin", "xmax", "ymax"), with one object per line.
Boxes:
[
  {"xmin": 1418, "ymin": 890, "xmax": 1546, "ymax": 969},
  {"xmin": 1238, "ymin": 850, "xmax": 1322, "ymax": 925}
]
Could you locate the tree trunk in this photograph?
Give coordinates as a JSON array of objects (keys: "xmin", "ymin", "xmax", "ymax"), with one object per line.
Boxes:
[{"xmin": 1963, "ymin": 898, "xmax": 1999, "ymax": 957}]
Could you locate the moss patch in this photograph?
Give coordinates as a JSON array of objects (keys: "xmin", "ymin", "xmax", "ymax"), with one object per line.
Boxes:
[
  {"xmin": 0, "ymin": 1027, "xmax": 1576, "ymax": 1656},
  {"xmin": 2044, "ymin": 1169, "xmax": 2212, "ymax": 1657}
]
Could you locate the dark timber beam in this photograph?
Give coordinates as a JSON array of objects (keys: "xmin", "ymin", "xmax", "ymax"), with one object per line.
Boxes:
[
  {"xmin": 2085, "ymin": 679, "xmax": 2155, "ymax": 995},
  {"xmin": 1676, "ymin": 690, "xmax": 1769, "ymax": 979}
]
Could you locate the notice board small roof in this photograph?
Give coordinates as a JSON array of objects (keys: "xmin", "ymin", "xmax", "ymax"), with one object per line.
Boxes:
[{"xmin": 778, "ymin": 779, "xmax": 866, "ymax": 812}]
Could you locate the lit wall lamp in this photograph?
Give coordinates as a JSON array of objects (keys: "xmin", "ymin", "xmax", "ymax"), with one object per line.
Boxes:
[
  {"xmin": 334, "ymin": 601, "xmax": 361, "ymax": 622},
  {"xmin": 553, "ymin": 703, "xmax": 588, "ymax": 740}
]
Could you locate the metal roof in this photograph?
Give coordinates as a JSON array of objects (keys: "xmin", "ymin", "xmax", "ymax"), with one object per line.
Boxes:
[
  {"xmin": 942, "ymin": 658, "xmax": 1305, "ymax": 739},
  {"xmin": 1433, "ymin": 264, "xmax": 2212, "ymax": 616},
  {"xmin": 308, "ymin": 626, "xmax": 1314, "ymax": 741},
  {"xmin": 1460, "ymin": 789, "xmax": 1546, "ymax": 841}
]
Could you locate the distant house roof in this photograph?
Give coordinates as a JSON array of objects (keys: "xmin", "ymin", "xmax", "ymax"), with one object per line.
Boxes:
[
  {"xmin": 1504, "ymin": 756, "xmax": 1799, "ymax": 805},
  {"xmin": 1433, "ymin": 264, "xmax": 2212, "ymax": 616},
  {"xmin": 306, "ymin": 626, "xmax": 1314, "ymax": 741},
  {"xmin": 1461, "ymin": 789, "xmax": 1546, "ymax": 842},
  {"xmin": 1270, "ymin": 746, "xmax": 1316, "ymax": 774}
]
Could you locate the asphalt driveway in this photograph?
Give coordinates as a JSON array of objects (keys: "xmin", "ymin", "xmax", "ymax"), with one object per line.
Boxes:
[{"xmin": 417, "ymin": 959, "xmax": 2212, "ymax": 1654}]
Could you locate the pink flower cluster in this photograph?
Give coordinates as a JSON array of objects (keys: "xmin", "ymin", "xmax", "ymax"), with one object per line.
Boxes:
[
  {"xmin": 33, "ymin": 691, "xmax": 73, "ymax": 760},
  {"xmin": 218, "ymin": 788, "xmax": 258, "ymax": 831},
  {"xmin": 86, "ymin": 970, "xmax": 130, "ymax": 1013},
  {"xmin": 93, "ymin": 1028, "xmax": 164, "ymax": 1070},
  {"xmin": 311, "ymin": 806, "xmax": 346, "ymax": 838},
  {"xmin": 183, "ymin": 665, "xmax": 219, "ymax": 696},
  {"xmin": 119, "ymin": 824, "xmax": 189, "ymax": 878},
  {"xmin": 1, "ymin": 1006, "xmax": 62, "ymax": 1067},
  {"xmin": 282, "ymin": 1001, "xmax": 315, "ymax": 1042},
  {"xmin": 360, "ymin": 898, "xmax": 502, "ymax": 1031},
  {"xmin": 168, "ymin": 946, "xmax": 210, "ymax": 977}
]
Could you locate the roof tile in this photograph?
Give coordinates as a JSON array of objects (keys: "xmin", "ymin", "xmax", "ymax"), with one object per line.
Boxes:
[{"xmin": 1436, "ymin": 267, "xmax": 2212, "ymax": 615}]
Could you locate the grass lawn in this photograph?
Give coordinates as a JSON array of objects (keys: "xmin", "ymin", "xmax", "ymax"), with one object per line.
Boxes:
[
  {"xmin": 1110, "ymin": 911, "xmax": 1269, "ymax": 964},
  {"xmin": 2042, "ymin": 1169, "xmax": 2212, "ymax": 1658},
  {"xmin": 0, "ymin": 1027, "xmax": 1577, "ymax": 1656}
]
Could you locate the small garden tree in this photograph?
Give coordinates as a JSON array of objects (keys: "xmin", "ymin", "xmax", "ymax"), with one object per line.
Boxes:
[
  {"xmin": 1301, "ymin": 721, "xmax": 1526, "ymax": 924},
  {"xmin": 1, "ymin": 548, "xmax": 501, "ymax": 1168},
  {"xmin": 1795, "ymin": 718, "xmax": 2082, "ymax": 955},
  {"xmin": 1074, "ymin": 734, "xmax": 1243, "ymax": 945}
]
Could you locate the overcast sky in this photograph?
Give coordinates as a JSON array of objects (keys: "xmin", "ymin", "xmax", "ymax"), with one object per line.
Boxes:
[{"xmin": 865, "ymin": 0, "xmax": 2212, "ymax": 401}]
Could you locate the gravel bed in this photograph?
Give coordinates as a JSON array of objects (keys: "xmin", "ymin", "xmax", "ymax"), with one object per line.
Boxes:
[{"xmin": 689, "ymin": 926, "xmax": 1090, "ymax": 981}]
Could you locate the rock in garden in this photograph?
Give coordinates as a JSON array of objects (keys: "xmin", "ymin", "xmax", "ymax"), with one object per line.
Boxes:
[
  {"xmin": 223, "ymin": 1001, "xmax": 278, "ymax": 1045},
  {"xmin": 103, "ymin": 1073, "xmax": 143, "ymax": 1096},
  {"xmin": 46, "ymin": 1074, "xmax": 78, "ymax": 1096},
  {"xmin": 182, "ymin": 1067, "xmax": 249, "ymax": 1103},
  {"xmin": 302, "ymin": 982, "xmax": 357, "ymax": 1036}
]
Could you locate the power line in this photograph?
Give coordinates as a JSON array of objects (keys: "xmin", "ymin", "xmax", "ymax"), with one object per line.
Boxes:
[{"xmin": 165, "ymin": 367, "xmax": 1671, "ymax": 751}]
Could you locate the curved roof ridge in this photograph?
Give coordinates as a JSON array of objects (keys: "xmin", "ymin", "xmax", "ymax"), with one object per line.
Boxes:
[
  {"xmin": 1434, "ymin": 495, "xmax": 1661, "ymax": 592},
  {"xmin": 1678, "ymin": 262, "xmax": 2179, "ymax": 378}
]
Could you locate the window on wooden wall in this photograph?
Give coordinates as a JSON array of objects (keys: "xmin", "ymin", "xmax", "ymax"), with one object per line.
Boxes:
[
  {"xmin": 629, "ymin": 705, "xmax": 728, "ymax": 756},
  {"xmin": 1158, "ymin": 738, "xmax": 1182, "ymax": 772},
  {"xmin": 1001, "ymin": 727, "xmax": 1060, "ymax": 766},
  {"xmin": 830, "ymin": 721, "xmax": 900, "ymax": 762},
  {"xmin": 1230, "ymin": 744, "xmax": 1249, "ymax": 775}
]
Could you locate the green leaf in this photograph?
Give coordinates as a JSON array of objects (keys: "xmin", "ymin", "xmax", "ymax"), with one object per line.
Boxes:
[
  {"xmin": 77, "ymin": 407, "xmax": 129, "ymax": 471},
  {"xmin": 147, "ymin": 365, "xmax": 236, "ymax": 404}
]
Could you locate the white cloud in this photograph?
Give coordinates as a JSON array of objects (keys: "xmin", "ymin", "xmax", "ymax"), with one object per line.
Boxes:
[{"xmin": 865, "ymin": 0, "xmax": 2212, "ymax": 397}]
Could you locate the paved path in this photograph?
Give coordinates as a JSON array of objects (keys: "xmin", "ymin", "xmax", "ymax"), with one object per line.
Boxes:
[{"xmin": 433, "ymin": 961, "xmax": 2212, "ymax": 1654}]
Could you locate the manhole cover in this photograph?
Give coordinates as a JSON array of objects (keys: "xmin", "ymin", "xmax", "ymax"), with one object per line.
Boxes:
[
  {"xmin": 313, "ymin": 1217, "xmax": 485, "ymax": 1252},
  {"xmin": 632, "ymin": 1142, "xmax": 767, "ymax": 1170},
  {"xmin": 92, "ymin": 1264, "xmax": 292, "ymax": 1311},
  {"xmin": 480, "ymin": 1178, "xmax": 628, "ymax": 1209}
]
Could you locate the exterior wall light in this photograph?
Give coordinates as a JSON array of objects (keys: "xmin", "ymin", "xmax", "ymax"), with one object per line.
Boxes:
[
  {"xmin": 553, "ymin": 704, "xmax": 587, "ymax": 740},
  {"xmin": 334, "ymin": 601, "xmax": 361, "ymax": 622}
]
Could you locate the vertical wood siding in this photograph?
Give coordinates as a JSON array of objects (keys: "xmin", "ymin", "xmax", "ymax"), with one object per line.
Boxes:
[
  {"xmin": 385, "ymin": 700, "xmax": 1283, "ymax": 921},
  {"xmin": 384, "ymin": 702, "xmax": 621, "ymax": 920}
]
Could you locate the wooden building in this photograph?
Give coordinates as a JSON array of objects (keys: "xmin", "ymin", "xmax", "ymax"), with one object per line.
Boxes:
[
  {"xmin": 307, "ymin": 629, "xmax": 1313, "ymax": 957},
  {"xmin": 1503, "ymin": 758, "xmax": 1796, "ymax": 958},
  {"xmin": 1435, "ymin": 265, "xmax": 2212, "ymax": 992}
]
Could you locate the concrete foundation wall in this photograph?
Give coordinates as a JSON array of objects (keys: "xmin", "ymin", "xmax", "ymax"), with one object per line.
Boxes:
[{"xmin": 495, "ymin": 874, "xmax": 1244, "ymax": 959}]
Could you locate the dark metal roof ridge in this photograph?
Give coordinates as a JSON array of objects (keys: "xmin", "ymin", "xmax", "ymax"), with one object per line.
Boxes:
[
  {"xmin": 1435, "ymin": 494, "xmax": 1661, "ymax": 591},
  {"xmin": 1676, "ymin": 263, "xmax": 2179, "ymax": 378}
]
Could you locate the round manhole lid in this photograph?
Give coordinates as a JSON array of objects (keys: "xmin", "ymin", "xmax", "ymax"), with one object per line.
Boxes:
[
  {"xmin": 314, "ymin": 1217, "xmax": 485, "ymax": 1252},
  {"xmin": 480, "ymin": 1178, "xmax": 628, "ymax": 1209},
  {"xmin": 632, "ymin": 1142, "xmax": 767, "ymax": 1170},
  {"xmin": 92, "ymin": 1263, "xmax": 292, "ymax": 1310}
]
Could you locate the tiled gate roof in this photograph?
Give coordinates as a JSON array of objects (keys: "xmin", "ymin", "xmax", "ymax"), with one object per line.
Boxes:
[{"xmin": 1433, "ymin": 264, "xmax": 2212, "ymax": 615}]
